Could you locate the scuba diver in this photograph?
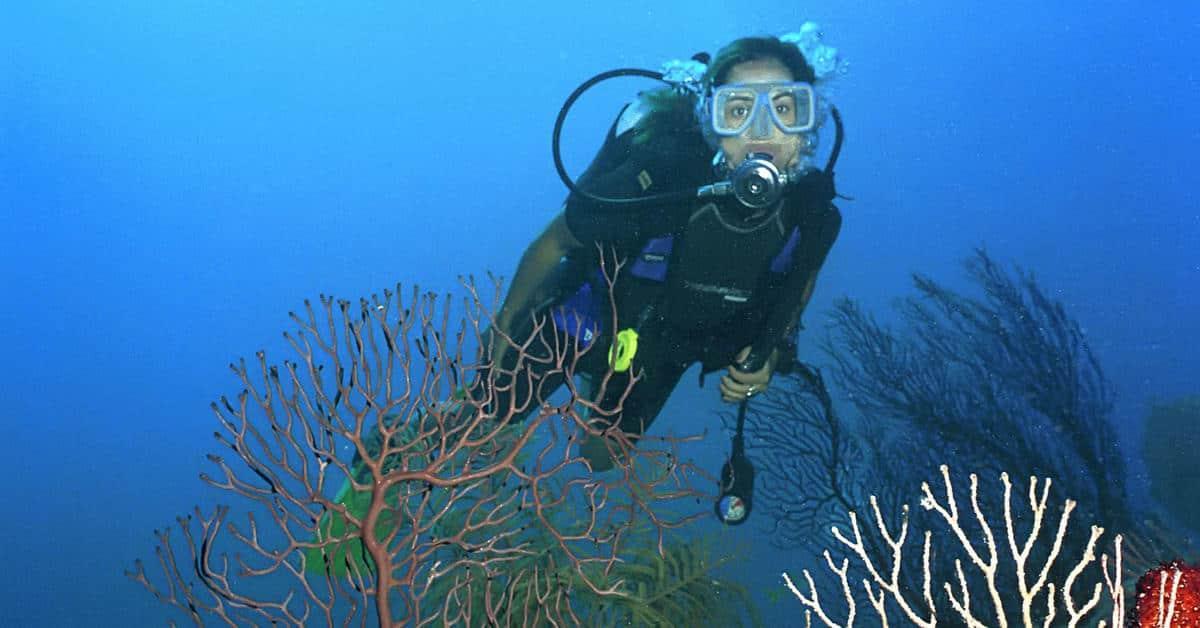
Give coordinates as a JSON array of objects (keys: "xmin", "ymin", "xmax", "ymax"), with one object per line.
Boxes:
[{"xmin": 485, "ymin": 29, "xmax": 845, "ymax": 522}]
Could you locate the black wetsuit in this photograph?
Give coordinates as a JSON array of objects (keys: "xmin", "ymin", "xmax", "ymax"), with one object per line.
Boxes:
[{"xmin": 495, "ymin": 106, "xmax": 842, "ymax": 439}]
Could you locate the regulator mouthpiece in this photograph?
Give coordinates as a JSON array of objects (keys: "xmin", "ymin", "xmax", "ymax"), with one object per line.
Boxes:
[{"xmin": 731, "ymin": 153, "xmax": 786, "ymax": 209}]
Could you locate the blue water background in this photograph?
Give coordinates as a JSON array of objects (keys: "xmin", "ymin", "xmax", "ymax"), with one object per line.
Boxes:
[{"xmin": 2, "ymin": 2, "xmax": 1197, "ymax": 625}]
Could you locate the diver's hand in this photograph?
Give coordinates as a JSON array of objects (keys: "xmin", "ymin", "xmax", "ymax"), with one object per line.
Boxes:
[
  {"xmin": 792, "ymin": 167, "xmax": 836, "ymax": 207},
  {"xmin": 720, "ymin": 346, "xmax": 777, "ymax": 404}
]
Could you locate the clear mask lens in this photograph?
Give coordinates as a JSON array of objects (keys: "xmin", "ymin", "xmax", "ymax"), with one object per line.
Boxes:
[{"xmin": 711, "ymin": 82, "xmax": 815, "ymax": 137}]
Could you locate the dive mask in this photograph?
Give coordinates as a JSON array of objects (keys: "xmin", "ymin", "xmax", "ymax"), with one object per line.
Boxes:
[{"xmin": 707, "ymin": 81, "xmax": 816, "ymax": 138}]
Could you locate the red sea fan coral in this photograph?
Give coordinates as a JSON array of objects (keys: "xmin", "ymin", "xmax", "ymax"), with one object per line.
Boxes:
[{"xmin": 1133, "ymin": 560, "xmax": 1200, "ymax": 627}]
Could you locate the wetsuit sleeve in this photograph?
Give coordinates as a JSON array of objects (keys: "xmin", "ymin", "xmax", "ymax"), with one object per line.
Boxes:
[
  {"xmin": 741, "ymin": 201, "xmax": 842, "ymax": 374},
  {"xmin": 792, "ymin": 202, "xmax": 843, "ymax": 279}
]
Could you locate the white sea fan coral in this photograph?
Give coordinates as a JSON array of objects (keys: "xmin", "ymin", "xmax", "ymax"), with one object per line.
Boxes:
[{"xmin": 781, "ymin": 465, "xmax": 1135, "ymax": 628}]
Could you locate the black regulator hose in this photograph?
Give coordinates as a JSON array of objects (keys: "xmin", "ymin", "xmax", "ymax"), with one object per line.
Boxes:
[{"xmin": 827, "ymin": 106, "xmax": 844, "ymax": 176}]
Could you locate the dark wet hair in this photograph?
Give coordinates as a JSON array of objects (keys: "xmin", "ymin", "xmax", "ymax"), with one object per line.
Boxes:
[
  {"xmin": 630, "ymin": 36, "xmax": 815, "ymax": 147},
  {"xmin": 703, "ymin": 36, "xmax": 816, "ymax": 88}
]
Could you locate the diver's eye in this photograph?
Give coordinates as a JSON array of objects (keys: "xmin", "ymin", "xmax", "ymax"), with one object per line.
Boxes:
[
  {"xmin": 775, "ymin": 103, "xmax": 791, "ymax": 115},
  {"xmin": 727, "ymin": 105, "xmax": 750, "ymax": 120}
]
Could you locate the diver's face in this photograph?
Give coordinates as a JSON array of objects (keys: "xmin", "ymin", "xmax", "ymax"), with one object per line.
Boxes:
[{"xmin": 717, "ymin": 58, "xmax": 805, "ymax": 169}]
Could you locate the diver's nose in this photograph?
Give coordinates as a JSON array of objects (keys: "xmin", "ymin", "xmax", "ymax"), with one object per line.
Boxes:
[{"xmin": 748, "ymin": 103, "xmax": 774, "ymax": 139}]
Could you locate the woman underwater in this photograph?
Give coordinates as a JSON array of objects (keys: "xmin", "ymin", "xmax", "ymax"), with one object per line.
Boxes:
[{"xmin": 486, "ymin": 29, "xmax": 845, "ymax": 475}]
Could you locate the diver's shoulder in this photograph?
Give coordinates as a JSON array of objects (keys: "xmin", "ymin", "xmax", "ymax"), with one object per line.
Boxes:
[
  {"xmin": 616, "ymin": 88, "xmax": 700, "ymax": 141},
  {"xmin": 615, "ymin": 97, "xmax": 650, "ymax": 137}
]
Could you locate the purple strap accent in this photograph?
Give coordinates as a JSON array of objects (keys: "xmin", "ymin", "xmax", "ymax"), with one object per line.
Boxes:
[
  {"xmin": 630, "ymin": 235, "xmax": 674, "ymax": 282},
  {"xmin": 550, "ymin": 281, "xmax": 599, "ymax": 347},
  {"xmin": 770, "ymin": 227, "xmax": 801, "ymax": 273}
]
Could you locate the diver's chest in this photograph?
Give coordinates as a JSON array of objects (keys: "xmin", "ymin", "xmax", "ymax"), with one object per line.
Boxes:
[{"xmin": 672, "ymin": 202, "xmax": 792, "ymax": 280}]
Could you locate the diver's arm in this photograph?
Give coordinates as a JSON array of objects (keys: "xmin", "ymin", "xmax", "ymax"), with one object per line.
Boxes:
[
  {"xmin": 738, "ymin": 202, "xmax": 843, "ymax": 374},
  {"xmin": 776, "ymin": 203, "xmax": 842, "ymax": 336},
  {"xmin": 721, "ymin": 274, "xmax": 817, "ymax": 402},
  {"xmin": 722, "ymin": 205, "xmax": 838, "ymax": 400},
  {"xmin": 770, "ymin": 272, "xmax": 819, "ymax": 372},
  {"xmin": 493, "ymin": 211, "xmax": 582, "ymax": 338}
]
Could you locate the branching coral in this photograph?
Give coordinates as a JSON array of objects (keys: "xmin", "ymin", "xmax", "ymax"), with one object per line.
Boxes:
[
  {"xmin": 782, "ymin": 466, "xmax": 1130, "ymax": 627},
  {"xmin": 126, "ymin": 266, "xmax": 717, "ymax": 626},
  {"xmin": 738, "ymin": 249, "xmax": 1185, "ymax": 620},
  {"xmin": 783, "ymin": 467, "xmax": 1200, "ymax": 627},
  {"xmin": 823, "ymin": 249, "xmax": 1124, "ymax": 524}
]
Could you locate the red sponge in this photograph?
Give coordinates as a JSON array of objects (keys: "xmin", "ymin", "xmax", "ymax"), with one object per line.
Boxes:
[{"xmin": 1133, "ymin": 560, "xmax": 1200, "ymax": 627}]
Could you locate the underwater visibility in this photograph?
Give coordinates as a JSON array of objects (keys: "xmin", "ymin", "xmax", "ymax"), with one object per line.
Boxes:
[{"xmin": 4, "ymin": 3, "xmax": 1198, "ymax": 626}]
